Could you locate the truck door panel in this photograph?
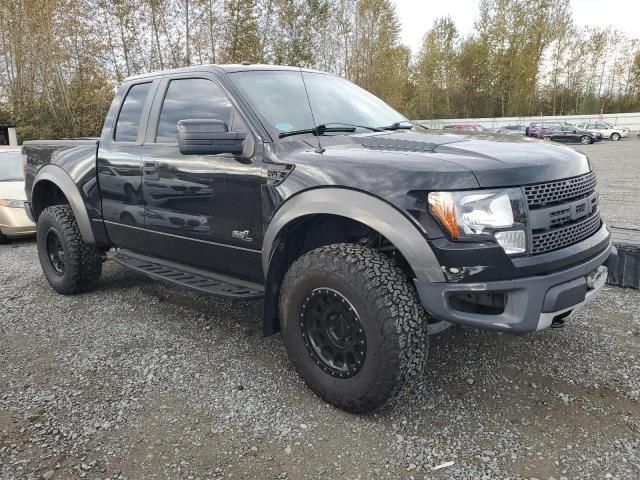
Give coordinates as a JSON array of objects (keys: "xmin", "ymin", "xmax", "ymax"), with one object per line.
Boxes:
[
  {"xmin": 141, "ymin": 76, "xmax": 264, "ymax": 283},
  {"xmin": 98, "ymin": 80, "xmax": 158, "ymax": 250}
]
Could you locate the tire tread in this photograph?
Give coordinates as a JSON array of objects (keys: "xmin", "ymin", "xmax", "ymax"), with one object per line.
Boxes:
[
  {"xmin": 38, "ymin": 205, "xmax": 102, "ymax": 294},
  {"xmin": 279, "ymin": 243, "xmax": 428, "ymax": 413}
]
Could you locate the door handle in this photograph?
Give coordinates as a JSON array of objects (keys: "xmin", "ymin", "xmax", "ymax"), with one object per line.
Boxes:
[{"xmin": 143, "ymin": 161, "xmax": 159, "ymax": 175}]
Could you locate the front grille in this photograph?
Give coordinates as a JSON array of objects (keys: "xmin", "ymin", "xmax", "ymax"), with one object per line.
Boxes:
[
  {"xmin": 525, "ymin": 171, "xmax": 601, "ymax": 254},
  {"xmin": 531, "ymin": 211, "xmax": 601, "ymax": 254},
  {"xmin": 524, "ymin": 171, "xmax": 597, "ymax": 207}
]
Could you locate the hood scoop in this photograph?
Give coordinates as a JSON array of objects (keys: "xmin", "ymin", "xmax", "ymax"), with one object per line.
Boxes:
[{"xmin": 360, "ymin": 137, "xmax": 439, "ymax": 152}]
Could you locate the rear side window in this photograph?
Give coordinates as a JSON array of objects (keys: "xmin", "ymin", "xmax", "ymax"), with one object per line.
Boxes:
[
  {"xmin": 114, "ymin": 82, "xmax": 152, "ymax": 142},
  {"xmin": 155, "ymin": 78, "xmax": 235, "ymax": 143}
]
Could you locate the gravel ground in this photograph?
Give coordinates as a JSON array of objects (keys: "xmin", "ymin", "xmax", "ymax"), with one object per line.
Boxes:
[{"xmin": 1, "ymin": 138, "xmax": 639, "ymax": 480}]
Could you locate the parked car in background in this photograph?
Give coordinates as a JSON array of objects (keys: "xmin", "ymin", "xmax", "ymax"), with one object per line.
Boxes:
[
  {"xmin": 575, "ymin": 122, "xmax": 629, "ymax": 141},
  {"xmin": 540, "ymin": 125, "xmax": 602, "ymax": 144},
  {"xmin": 498, "ymin": 125, "xmax": 527, "ymax": 135},
  {"xmin": 527, "ymin": 121, "xmax": 563, "ymax": 137},
  {"xmin": 442, "ymin": 124, "xmax": 490, "ymax": 133},
  {"xmin": 0, "ymin": 148, "xmax": 35, "ymax": 243}
]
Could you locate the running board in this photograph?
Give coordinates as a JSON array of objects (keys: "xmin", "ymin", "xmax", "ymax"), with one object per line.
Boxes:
[{"xmin": 112, "ymin": 250, "xmax": 264, "ymax": 299}]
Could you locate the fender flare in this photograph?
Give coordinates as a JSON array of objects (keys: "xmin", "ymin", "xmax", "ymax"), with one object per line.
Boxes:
[
  {"xmin": 31, "ymin": 165, "xmax": 95, "ymax": 244},
  {"xmin": 262, "ymin": 188, "xmax": 445, "ymax": 283}
]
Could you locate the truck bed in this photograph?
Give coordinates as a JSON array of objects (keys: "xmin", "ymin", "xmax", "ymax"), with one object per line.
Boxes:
[{"xmin": 23, "ymin": 139, "xmax": 99, "ymax": 196}]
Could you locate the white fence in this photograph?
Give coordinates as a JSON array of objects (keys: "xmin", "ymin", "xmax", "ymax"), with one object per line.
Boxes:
[{"xmin": 415, "ymin": 112, "xmax": 640, "ymax": 131}]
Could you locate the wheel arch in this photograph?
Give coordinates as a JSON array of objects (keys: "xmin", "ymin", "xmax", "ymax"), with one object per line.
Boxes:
[
  {"xmin": 261, "ymin": 188, "xmax": 444, "ymax": 336},
  {"xmin": 31, "ymin": 165, "xmax": 95, "ymax": 244}
]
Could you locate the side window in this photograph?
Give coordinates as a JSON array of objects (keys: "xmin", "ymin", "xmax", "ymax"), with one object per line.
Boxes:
[
  {"xmin": 155, "ymin": 78, "xmax": 241, "ymax": 143},
  {"xmin": 587, "ymin": 124, "xmax": 597, "ymax": 129},
  {"xmin": 114, "ymin": 82, "xmax": 152, "ymax": 143}
]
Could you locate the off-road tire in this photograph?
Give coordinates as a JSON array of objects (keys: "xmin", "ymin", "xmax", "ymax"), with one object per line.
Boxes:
[
  {"xmin": 279, "ymin": 243, "xmax": 429, "ymax": 413},
  {"xmin": 37, "ymin": 205, "xmax": 102, "ymax": 295},
  {"xmin": 610, "ymin": 132, "xmax": 621, "ymax": 141}
]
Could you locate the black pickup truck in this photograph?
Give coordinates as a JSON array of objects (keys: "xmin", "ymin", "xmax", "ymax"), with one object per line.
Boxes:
[{"xmin": 23, "ymin": 64, "xmax": 615, "ymax": 412}]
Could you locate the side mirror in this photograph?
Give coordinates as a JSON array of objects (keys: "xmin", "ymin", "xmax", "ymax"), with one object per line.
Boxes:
[{"xmin": 177, "ymin": 119, "xmax": 246, "ymax": 155}]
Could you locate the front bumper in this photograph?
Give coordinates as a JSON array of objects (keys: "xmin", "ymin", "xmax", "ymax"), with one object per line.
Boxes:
[
  {"xmin": 0, "ymin": 205, "xmax": 36, "ymax": 237},
  {"xmin": 415, "ymin": 235, "xmax": 614, "ymax": 334}
]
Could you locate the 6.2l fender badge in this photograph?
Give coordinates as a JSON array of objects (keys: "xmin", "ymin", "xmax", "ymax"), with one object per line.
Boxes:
[{"xmin": 232, "ymin": 230, "xmax": 253, "ymax": 242}]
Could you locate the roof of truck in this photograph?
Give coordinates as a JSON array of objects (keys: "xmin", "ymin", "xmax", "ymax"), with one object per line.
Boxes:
[{"xmin": 124, "ymin": 64, "xmax": 329, "ymax": 82}]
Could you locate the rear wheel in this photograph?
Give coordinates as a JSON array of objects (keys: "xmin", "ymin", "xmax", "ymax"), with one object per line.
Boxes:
[
  {"xmin": 36, "ymin": 205, "xmax": 103, "ymax": 295},
  {"xmin": 542, "ymin": 136, "xmax": 551, "ymax": 141},
  {"xmin": 610, "ymin": 132, "xmax": 621, "ymax": 141},
  {"xmin": 279, "ymin": 243, "xmax": 429, "ymax": 413},
  {"xmin": 580, "ymin": 135, "xmax": 593, "ymax": 144}
]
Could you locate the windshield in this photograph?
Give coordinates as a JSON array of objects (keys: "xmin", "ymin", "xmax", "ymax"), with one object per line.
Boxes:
[
  {"xmin": 229, "ymin": 70, "xmax": 407, "ymax": 137},
  {"xmin": 0, "ymin": 152, "xmax": 23, "ymax": 181}
]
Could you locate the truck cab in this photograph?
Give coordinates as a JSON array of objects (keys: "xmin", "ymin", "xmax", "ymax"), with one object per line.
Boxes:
[{"xmin": 23, "ymin": 65, "xmax": 615, "ymax": 413}]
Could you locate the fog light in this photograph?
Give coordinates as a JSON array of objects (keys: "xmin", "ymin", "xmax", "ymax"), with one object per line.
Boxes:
[{"xmin": 494, "ymin": 230, "xmax": 526, "ymax": 255}]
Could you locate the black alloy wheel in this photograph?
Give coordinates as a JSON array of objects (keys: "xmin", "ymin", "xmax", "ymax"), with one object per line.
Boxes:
[
  {"xmin": 45, "ymin": 227, "xmax": 65, "ymax": 275},
  {"xmin": 279, "ymin": 243, "xmax": 429, "ymax": 413},
  {"xmin": 300, "ymin": 288, "xmax": 367, "ymax": 379},
  {"xmin": 36, "ymin": 205, "xmax": 103, "ymax": 295}
]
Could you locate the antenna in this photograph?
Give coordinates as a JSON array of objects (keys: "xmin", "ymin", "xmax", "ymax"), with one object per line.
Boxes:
[{"xmin": 299, "ymin": 66, "xmax": 325, "ymax": 154}]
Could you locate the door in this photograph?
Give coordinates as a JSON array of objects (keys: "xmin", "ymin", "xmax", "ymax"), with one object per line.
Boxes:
[
  {"xmin": 594, "ymin": 123, "xmax": 610, "ymax": 138},
  {"xmin": 557, "ymin": 126, "xmax": 574, "ymax": 142},
  {"xmin": 141, "ymin": 76, "xmax": 264, "ymax": 283},
  {"xmin": 98, "ymin": 81, "xmax": 157, "ymax": 250}
]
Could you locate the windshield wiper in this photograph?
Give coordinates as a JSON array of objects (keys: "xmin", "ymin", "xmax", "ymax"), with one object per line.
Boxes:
[
  {"xmin": 279, "ymin": 124, "xmax": 357, "ymax": 139},
  {"xmin": 322, "ymin": 122, "xmax": 383, "ymax": 132},
  {"xmin": 377, "ymin": 121, "xmax": 429, "ymax": 131},
  {"xmin": 278, "ymin": 122, "xmax": 385, "ymax": 138},
  {"xmin": 378, "ymin": 121, "xmax": 415, "ymax": 131}
]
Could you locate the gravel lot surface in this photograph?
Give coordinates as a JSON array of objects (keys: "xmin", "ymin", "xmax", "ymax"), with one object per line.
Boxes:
[{"xmin": 1, "ymin": 137, "xmax": 639, "ymax": 480}]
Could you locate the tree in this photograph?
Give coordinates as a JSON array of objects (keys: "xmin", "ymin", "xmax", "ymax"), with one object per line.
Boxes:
[
  {"xmin": 220, "ymin": 0, "xmax": 260, "ymax": 63},
  {"xmin": 348, "ymin": 0, "xmax": 409, "ymax": 110},
  {"xmin": 414, "ymin": 16, "xmax": 459, "ymax": 118}
]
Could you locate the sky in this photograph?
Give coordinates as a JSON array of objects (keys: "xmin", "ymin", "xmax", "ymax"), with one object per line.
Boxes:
[{"xmin": 392, "ymin": 0, "xmax": 640, "ymax": 54}]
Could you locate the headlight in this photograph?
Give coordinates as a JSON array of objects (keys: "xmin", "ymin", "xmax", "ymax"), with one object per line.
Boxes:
[
  {"xmin": 0, "ymin": 199, "xmax": 26, "ymax": 208},
  {"xmin": 428, "ymin": 188, "xmax": 528, "ymax": 255}
]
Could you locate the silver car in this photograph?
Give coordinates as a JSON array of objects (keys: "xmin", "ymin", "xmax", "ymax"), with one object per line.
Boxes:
[
  {"xmin": 497, "ymin": 125, "xmax": 527, "ymax": 135},
  {"xmin": 576, "ymin": 122, "xmax": 629, "ymax": 141},
  {"xmin": 0, "ymin": 147, "xmax": 36, "ymax": 243}
]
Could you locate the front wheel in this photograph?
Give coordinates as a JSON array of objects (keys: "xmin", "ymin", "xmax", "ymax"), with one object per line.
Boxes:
[
  {"xmin": 580, "ymin": 135, "xmax": 593, "ymax": 144},
  {"xmin": 37, "ymin": 205, "xmax": 103, "ymax": 295},
  {"xmin": 279, "ymin": 243, "xmax": 429, "ymax": 413},
  {"xmin": 542, "ymin": 136, "xmax": 551, "ymax": 141},
  {"xmin": 610, "ymin": 132, "xmax": 621, "ymax": 141},
  {"xmin": 0, "ymin": 231, "xmax": 8, "ymax": 244}
]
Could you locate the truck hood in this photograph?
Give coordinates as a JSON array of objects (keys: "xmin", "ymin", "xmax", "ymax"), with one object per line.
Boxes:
[{"xmin": 310, "ymin": 130, "xmax": 592, "ymax": 188}]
